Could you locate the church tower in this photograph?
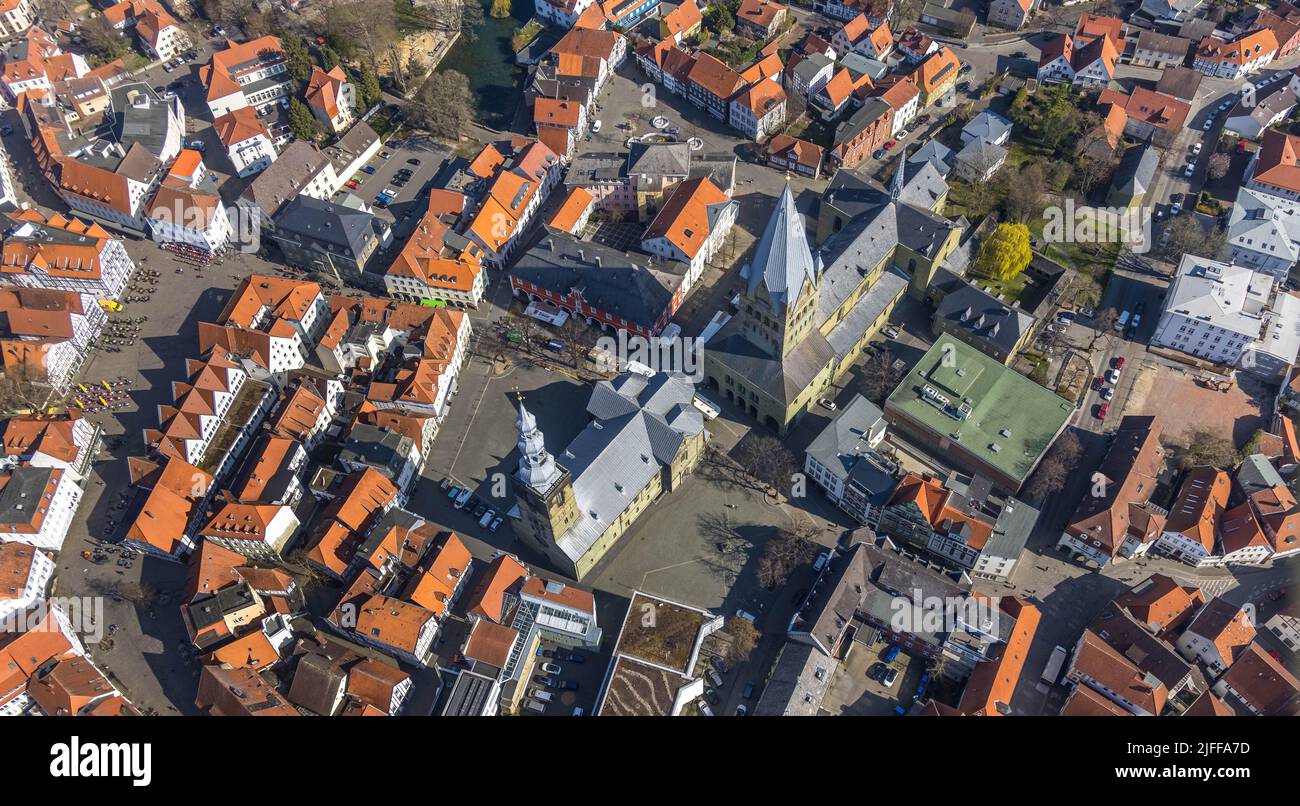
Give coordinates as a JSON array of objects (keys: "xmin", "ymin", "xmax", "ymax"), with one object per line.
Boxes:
[
  {"xmin": 512, "ymin": 398, "xmax": 581, "ymax": 552},
  {"xmin": 736, "ymin": 184, "xmax": 822, "ymax": 358}
]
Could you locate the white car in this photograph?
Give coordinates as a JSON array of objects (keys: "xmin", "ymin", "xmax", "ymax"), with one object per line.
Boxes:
[
  {"xmin": 591, "ymin": 119, "xmax": 602, "ymax": 133},
  {"xmin": 1106, "ymin": 369, "xmax": 1121, "ymax": 384},
  {"xmin": 1191, "ymin": 142, "xmax": 1202, "ymax": 154},
  {"xmin": 1203, "ymin": 119, "xmax": 1214, "ymax": 130},
  {"xmin": 540, "ymin": 662, "xmax": 562, "ymax": 675},
  {"xmin": 1170, "ymin": 201, "xmax": 1182, "ymax": 215},
  {"xmin": 479, "ymin": 509, "xmax": 496, "ymax": 528},
  {"xmin": 1101, "ymin": 387, "xmax": 1115, "ymax": 401},
  {"xmin": 1184, "ymin": 163, "xmax": 1195, "ymax": 177}
]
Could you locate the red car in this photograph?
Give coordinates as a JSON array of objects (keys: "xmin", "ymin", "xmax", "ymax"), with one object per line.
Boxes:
[
  {"xmin": 345, "ymin": 180, "xmax": 360, "ymax": 190},
  {"xmin": 1092, "ymin": 376, "xmax": 1105, "ymax": 391},
  {"xmin": 1095, "ymin": 402, "xmax": 1109, "ymax": 420},
  {"xmin": 1112, "ymin": 356, "xmax": 1126, "ymax": 370},
  {"xmin": 883, "ymin": 140, "xmax": 897, "ymax": 150}
]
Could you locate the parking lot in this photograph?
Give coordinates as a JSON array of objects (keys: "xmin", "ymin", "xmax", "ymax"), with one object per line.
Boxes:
[
  {"xmin": 520, "ymin": 637, "xmax": 606, "ymax": 716},
  {"xmin": 333, "ymin": 137, "xmax": 452, "ymax": 227},
  {"xmin": 822, "ymin": 635, "xmax": 925, "ymax": 716}
]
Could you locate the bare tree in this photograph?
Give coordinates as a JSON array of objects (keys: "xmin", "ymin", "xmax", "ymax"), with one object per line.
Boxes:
[
  {"xmin": 756, "ymin": 526, "xmax": 818, "ymax": 590},
  {"xmin": 0, "ymin": 365, "xmax": 52, "ymax": 414},
  {"xmin": 1025, "ymin": 430, "xmax": 1082, "ymax": 500},
  {"xmin": 732, "ymin": 432, "xmax": 799, "ymax": 493},
  {"xmin": 856, "ymin": 345, "xmax": 906, "ymax": 404},
  {"xmin": 727, "ymin": 617, "xmax": 760, "ymax": 662}
]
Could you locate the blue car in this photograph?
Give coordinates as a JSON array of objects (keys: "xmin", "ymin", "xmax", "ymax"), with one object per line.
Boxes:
[
  {"xmin": 882, "ymin": 644, "xmax": 900, "ymax": 663},
  {"xmin": 362, "ymin": 165, "xmax": 377, "ymax": 174}
]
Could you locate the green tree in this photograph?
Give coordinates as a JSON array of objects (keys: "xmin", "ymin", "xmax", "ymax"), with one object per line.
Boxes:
[
  {"xmin": 489, "ymin": 0, "xmax": 511, "ymax": 17},
  {"xmin": 357, "ymin": 64, "xmax": 382, "ymax": 111},
  {"xmin": 320, "ymin": 46, "xmax": 341, "ymax": 71},
  {"xmin": 288, "ymin": 98, "xmax": 319, "ymax": 141},
  {"xmin": 283, "ymin": 35, "xmax": 312, "ymax": 82},
  {"xmin": 975, "ymin": 223, "xmax": 1032, "ymax": 281}
]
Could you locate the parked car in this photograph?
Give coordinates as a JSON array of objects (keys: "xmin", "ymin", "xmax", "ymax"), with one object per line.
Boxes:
[
  {"xmin": 1096, "ymin": 402, "xmax": 1110, "ymax": 420},
  {"xmin": 407, "ymin": 157, "xmax": 421, "ymax": 165},
  {"xmin": 1091, "ymin": 375, "xmax": 1105, "ymax": 392},
  {"xmin": 813, "ymin": 550, "xmax": 831, "ymax": 571},
  {"xmin": 882, "ymin": 645, "xmax": 900, "ymax": 663},
  {"xmin": 591, "ymin": 119, "xmax": 603, "ymax": 133},
  {"xmin": 540, "ymin": 662, "xmax": 562, "ymax": 675},
  {"xmin": 873, "ymin": 148, "xmax": 886, "ymax": 160},
  {"xmin": 1079, "ymin": 307, "xmax": 1095, "ymax": 318},
  {"xmin": 1184, "ymin": 163, "xmax": 1196, "ymax": 177},
  {"xmin": 345, "ymin": 181, "xmax": 360, "ymax": 190},
  {"xmin": 479, "ymin": 509, "xmax": 496, "ymax": 528},
  {"xmin": 1106, "ymin": 369, "xmax": 1120, "ymax": 384},
  {"xmin": 1100, "ymin": 387, "xmax": 1114, "ymax": 402},
  {"xmin": 1112, "ymin": 356, "xmax": 1125, "ymax": 370},
  {"xmin": 869, "ymin": 663, "xmax": 887, "ymax": 681},
  {"xmin": 440, "ymin": 477, "xmax": 452, "ymax": 491},
  {"xmin": 1012, "ymin": 50, "xmax": 1028, "ymax": 58},
  {"xmin": 742, "ymin": 681, "xmax": 756, "ymax": 699},
  {"xmin": 535, "ymin": 676, "xmax": 561, "ymax": 688},
  {"xmin": 882, "ymin": 667, "xmax": 899, "ymax": 687},
  {"xmin": 362, "ymin": 166, "xmax": 377, "ymax": 174},
  {"xmin": 489, "ymin": 516, "xmax": 503, "ymax": 531},
  {"xmin": 454, "ymin": 488, "xmax": 472, "ymax": 509},
  {"xmin": 818, "ymin": 398, "xmax": 837, "ymax": 411},
  {"xmin": 446, "ymin": 485, "xmax": 462, "ymax": 500}
]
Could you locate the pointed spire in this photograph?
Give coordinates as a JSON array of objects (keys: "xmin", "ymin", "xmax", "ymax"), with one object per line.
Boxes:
[
  {"xmin": 745, "ymin": 183, "xmax": 817, "ymax": 314},
  {"xmin": 890, "ymin": 159, "xmax": 905, "ymax": 201},
  {"xmin": 514, "ymin": 395, "xmax": 561, "ymax": 493}
]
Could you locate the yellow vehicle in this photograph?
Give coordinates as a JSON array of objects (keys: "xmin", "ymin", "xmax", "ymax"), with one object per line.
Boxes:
[{"xmin": 98, "ymin": 299, "xmax": 123, "ymax": 312}]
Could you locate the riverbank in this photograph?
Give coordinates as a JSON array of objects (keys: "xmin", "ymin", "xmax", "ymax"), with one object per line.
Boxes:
[{"xmin": 437, "ymin": 0, "xmax": 532, "ymax": 129}]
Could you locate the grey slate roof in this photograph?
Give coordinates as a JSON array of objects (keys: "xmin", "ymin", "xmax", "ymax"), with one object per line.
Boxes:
[
  {"xmin": 627, "ymin": 141, "xmax": 691, "ymax": 179},
  {"xmin": 806, "ymin": 393, "xmax": 885, "ymax": 482},
  {"xmin": 907, "ymin": 139, "xmax": 953, "ymax": 177},
  {"xmin": 960, "ymin": 110, "xmax": 1012, "ymax": 145},
  {"xmin": 743, "ymin": 184, "xmax": 819, "ymax": 314},
  {"xmin": 272, "ymin": 195, "xmax": 377, "ymax": 259},
  {"xmin": 933, "ymin": 269, "xmax": 1037, "ymax": 355},
  {"xmin": 1236, "ymin": 453, "xmax": 1285, "ymax": 496},
  {"xmin": 753, "ymin": 640, "xmax": 839, "ymax": 715},
  {"xmin": 1112, "ymin": 144, "xmax": 1160, "ymax": 200},
  {"xmin": 240, "ymin": 141, "xmax": 332, "ymax": 219},
  {"xmin": 510, "ymin": 231, "xmax": 689, "ymax": 332},
  {"xmin": 547, "ymin": 371, "xmax": 705, "ymax": 564},
  {"xmin": 0, "ymin": 465, "xmax": 55, "ymax": 528}
]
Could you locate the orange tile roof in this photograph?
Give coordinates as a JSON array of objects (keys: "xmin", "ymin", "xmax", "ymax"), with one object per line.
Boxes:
[
  {"xmin": 402, "ymin": 533, "xmax": 471, "ymax": 617},
  {"xmin": 463, "ymin": 619, "xmax": 517, "ymax": 668},
  {"xmin": 1253, "ymin": 128, "xmax": 1300, "ymax": 194},
  {"xmin": 305, "ymin": 64, "xmax": 347, "ymax": 120},
  {"xmin": 957, "ymin": 598, "xmax": 1039, "ymax": 715},
  {"xmin": 547, "ymin": 186, "xmax": 594, "ymax": 234},
  {"xmin": 183, "ymin": 538, "xmax": 246, "ymax": 601},
  {"xmin": 231, "ymin": 435, "xmax": 300, "ymax": 502},
  {"xmin": 888, "ymin": 473, "xmax": 994, "ymax": 550},
  {"xmin": 734, "ymin": 73, "xmax": 787, "ymax": 119},
  {"xmin": 661, "ymin": 0, "xmax": 702, "ymax": 37},
  {"xmin": 520, "ymin": 576, "xmax": 595, "ymax": 612},
  {"xmin": 213, "ymin": 105, "xmax": 271, "ymax": 147},
  {"xmin": 838, "ymin": 12, "xmax": 871, "ymax": 45},
  {"xmin": 1114, "ymin": 574, "xmax": 1204, "ymax": 638},
  {"xmin": 125, "ymin": 456, "xmax": 213, "ymax": 555},
  {"xmin": 534, "ymin": 96, "xmax": 583, "ymax": 129},
  {"xmin": 26, "ymin": 653, "xmax": 116, "ymax": 715},
  {"xmin": 0, "ymin": 605, "xmax": 76, "ymax": 709},
  {"xmin": 738, "ymin": 0, "xmax": 786, "ymax": 30},
  {"xmin": 0, "ymin": 542, "xmax": 41, "ymax": 602},
  {"xmin": 0, "ymin": 408, "xmax": 83, "ymax": 465},
  {"xmin": 917, "ymin": 46, "xmax": 960, "ymax": 94},
  {"xmin": 202, "ymin": 36, "xmax": 286, "ymax": 103},
  {"xmin": 642, "ymin": 177, "xmax": 731, "ymax": 260},
  {"xmin": 688, "ymin": 52, "xmax": 746, "ymax": 100},
  {"xmin": 1220, "ymin": 500, "xmax": 1270, "ymax": 554},
  {"xmin": 208, "ymin": 629, "xmax": 279, "ymax": 670},
  {"xmin": 738, "ymin": 51, "xmax": 783, "ymax": 85},
  {"xmin": 353, "ymin": 595, "xmax": 435, "ymax": 655},
  {"xmin": 346, "ymin": 658, "xmax": 409, "ymax": 712},
  {"xmin": 1196, "ymin": 28, "xmax": 1279, "ymax": 66},
  {"xmin": 1163, "ymin": 467, "xmax": 1229, "ymax": 553},
  {"xmin": 464, "ymin": 553, "xmax": 528, "ymax": 622}
]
